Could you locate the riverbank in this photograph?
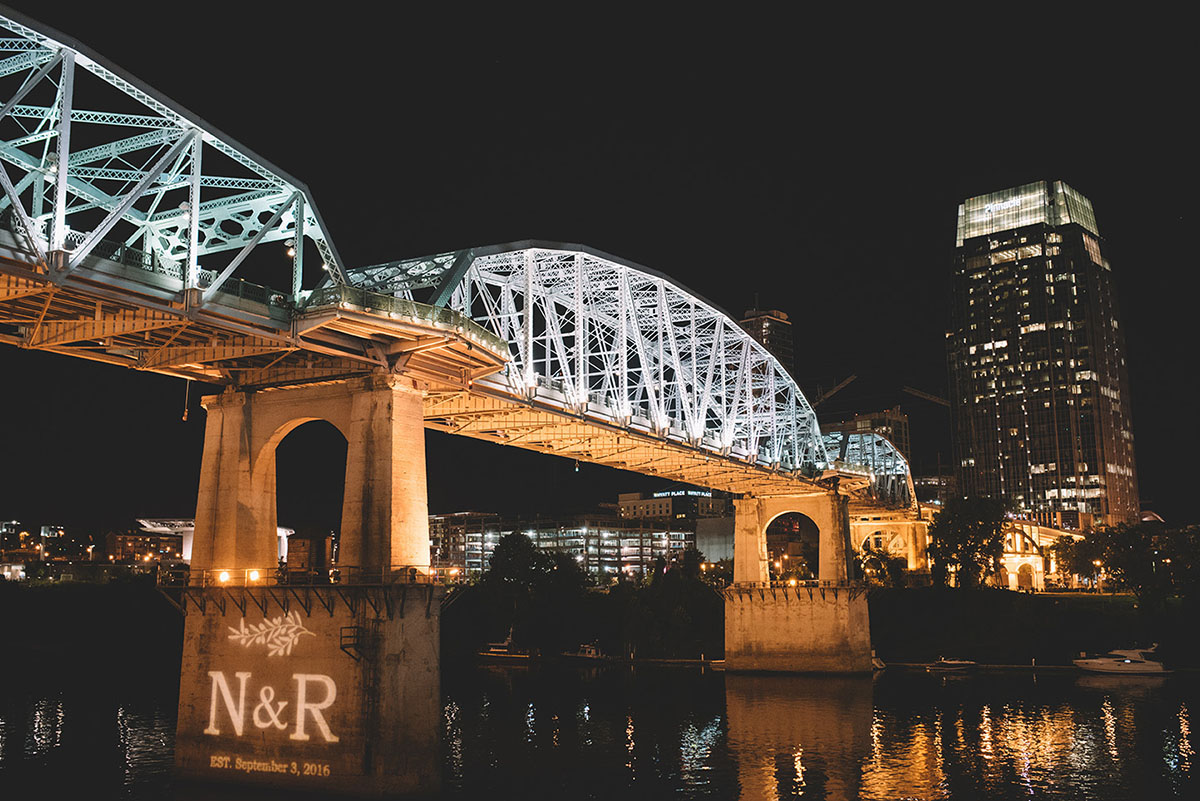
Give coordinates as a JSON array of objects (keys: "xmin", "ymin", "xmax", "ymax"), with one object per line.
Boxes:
[
  {"xmin": 868, "ymin": 587, "xmax": 1200, "ymax": 667},
  {"xmin": 0, "ymin": 577, "xmax": 182, "ymax": 680},
  {"xmin": 3, "ymin": 580, "xmax": 1197, "ymax": 671}
]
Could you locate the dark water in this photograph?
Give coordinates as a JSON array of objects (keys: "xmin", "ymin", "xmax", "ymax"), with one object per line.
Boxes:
[{"xmin": 1, "ymin": 664, "xmax": 1195, "ymax": 800}]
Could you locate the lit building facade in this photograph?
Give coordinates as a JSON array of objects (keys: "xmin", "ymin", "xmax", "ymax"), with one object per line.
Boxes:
[
  {"xmin": 617, "ymin": 488, "xmax": 731, "ymax": 521},
  {"xmin": 0, "ymin": 520, "xmax": 23, "ymax": 550},
  {"xmin": 106, "ymin": 531, "xmax": 185, "ymax": 563},
  {"xmin": 947, "ymin": 181, "xmax": 1138, "ymax": 528},
  {"xmin": 428, "ymin": 512, "xmax": 694, "ymax": 578}
]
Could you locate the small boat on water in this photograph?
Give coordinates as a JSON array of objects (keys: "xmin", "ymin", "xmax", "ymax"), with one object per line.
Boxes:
[
  {"xmin": 1073, "ymin": 645, "xmax": 1170, "ymax": 675},
  {"xmin": 478, "ymin": 631, "xmax": 530, "ymax": 662},
  {"xmin": 926, "ymin": 657, "xmax": 977, "ymax": 672},
  {"xmin": 562, "ymin": 642, "xmax": 606, "ymax": 661}
]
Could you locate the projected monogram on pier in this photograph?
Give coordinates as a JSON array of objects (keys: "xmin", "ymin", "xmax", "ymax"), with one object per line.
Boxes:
[
  {"xmin": 204, "ymin": 671, "xmax": 340, "ymax": 743},
  {"xmin": 204, "ymin": 614, "xmax": 339, "ymax": 744}
]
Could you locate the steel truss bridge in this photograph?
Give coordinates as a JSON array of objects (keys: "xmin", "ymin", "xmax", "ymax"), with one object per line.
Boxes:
[{"xmin": 0, "ymin": 8, "xmax": 913, "ymax": 507}]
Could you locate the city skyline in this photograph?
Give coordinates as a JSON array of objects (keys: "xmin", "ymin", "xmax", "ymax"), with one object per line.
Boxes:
[{"xmin": 0, "ymin": 3, "xmax": 1192, "ymax": 527}]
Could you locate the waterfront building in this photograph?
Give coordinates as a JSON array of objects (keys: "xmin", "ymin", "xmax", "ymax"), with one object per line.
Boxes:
[
  {"xmin": 132, "ymin": 518, "xmax": 294, "ymax": 564},
  {"xmin": 428, "ymin": 512, "xmax": 694, "ymax": 577},
  {"xmin": 428, "ymin": 511, "xmax": 503, "ymax": 572},
  {"xmin": 136, "ymin": 518, "xmax": 197, "ymax": 562},
  {"xmin": 947, "ymin": 181, "xmax": 1138, "ymax": 529},
  {"xmin": 106, "ymin": 530, "xmax": 186, "ymax": 563},
  {"xmin": 617, "ymin": 487, "xmax": 731, "ymax": 522},
  {"xmin": 739, "ymin": 308, "xmax": 795, "ymax": 377}
]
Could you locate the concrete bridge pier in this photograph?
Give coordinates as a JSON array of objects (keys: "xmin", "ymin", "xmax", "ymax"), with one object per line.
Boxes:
[
  {"xmin": 175, "ymin": 375, "xmax": 441, "ymax": 797},
  {"xmin": 725, "ymin": 491, "xmax": 872, "ymax": 673}
]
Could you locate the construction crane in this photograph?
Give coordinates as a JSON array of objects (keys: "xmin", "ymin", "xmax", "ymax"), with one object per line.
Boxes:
[
  {"xmin": 812, "ymin": 375, "xmax": 857, "ymax": 408},
  {"xmin": 902, "ymin": 386, "xmax": 950, "ymax": 408}
]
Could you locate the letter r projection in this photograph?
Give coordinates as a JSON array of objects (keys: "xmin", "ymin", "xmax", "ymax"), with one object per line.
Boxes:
[{"xmin": 290, "ymin": 674, "xmax": 339, "ymax": 743}]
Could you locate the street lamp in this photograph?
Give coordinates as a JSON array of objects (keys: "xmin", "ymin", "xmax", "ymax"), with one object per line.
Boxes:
[{"xmin": 1092, "ymin": 559, "xmax": 1103, "ymax": 593}]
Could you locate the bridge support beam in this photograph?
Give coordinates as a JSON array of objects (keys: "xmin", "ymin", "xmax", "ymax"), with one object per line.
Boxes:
[
  {"xmin": 178, "ymin": 375, "xmax": 439, "ymax": 795},
  {"xmin": 726, "ymin": 491, "xmax": 872, "ymax": 673}
]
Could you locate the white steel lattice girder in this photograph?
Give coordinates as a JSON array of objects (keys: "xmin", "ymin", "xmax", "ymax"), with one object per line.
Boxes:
[
  {"xmin": 0, "ymin": 10, "xmax": 347, "ymax": 297},
  {"xmin": 357, "ymin": 242, "xmax": 916, "ymax": 502},
  {"xmin": 822, "ymin": 430, "xmax": 916, "ymax": 510},
  {"xmin": 353, "ymin": 242, "xmax": 828, "ymax": 477}
]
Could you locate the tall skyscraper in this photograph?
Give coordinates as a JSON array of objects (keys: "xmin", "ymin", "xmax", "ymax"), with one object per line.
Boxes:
[{"xmin": 947, "ymin": 180, "xmax": 1137, "ymax": 529}]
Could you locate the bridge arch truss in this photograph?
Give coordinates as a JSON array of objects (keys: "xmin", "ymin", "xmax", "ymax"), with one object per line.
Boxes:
[
  {"xmin": 0, "ymin": 9, "xmax": 347, "ymax": 302},
  {"xmin": 347, "ymin": 242, "xmax": 831, "ymax": 478}
]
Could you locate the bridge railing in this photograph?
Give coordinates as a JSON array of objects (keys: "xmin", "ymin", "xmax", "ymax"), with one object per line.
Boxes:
[
  {"xmin": 2, "ymin": 217, "xmax": 291, "ymax": 312},
  {"xmin": 187, "ymin": 565, "xmax": 448, "ymax": 588},
  {"xmin": 728, "ymin": 580, "xmax": 866, "ymax": 590},
  {"xmin": 302, "ymin": 284, "xmax": 509, "ymax": 357}
]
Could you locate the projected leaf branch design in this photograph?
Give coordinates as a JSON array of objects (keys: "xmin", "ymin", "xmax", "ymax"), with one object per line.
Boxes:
[{"xmin": 227, "ymin": 611, "xmax": 316, "ymax": 657}]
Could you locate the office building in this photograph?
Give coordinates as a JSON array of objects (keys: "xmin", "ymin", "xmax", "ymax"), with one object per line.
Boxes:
[{"xmin": 947, "ymin": 180, "xmax": 1138, "ymax": 528}]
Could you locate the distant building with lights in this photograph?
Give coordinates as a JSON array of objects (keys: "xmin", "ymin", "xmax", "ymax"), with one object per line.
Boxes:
[
  {"xmin": 739, "ymin": 308, "xmax": 795, "ymax": 377},
  {"xmin": 122, "ymin": 518, "xmax": 294, "ymax": 564},
  {"xmin": 428, "ymin": 512, "xmax": 694, "ymax": 577},
  {"xmin": 947, "ymin": 180, "xmax": 1138, "ymax": 529},
  {"xmin": 822, "ymin": 408, "xmax": 911, "ymax": 461},
  {"xmin": 912, "ymin": 473, "xmax": 956, "ymax": 507},
  {"xmin": 106, "ymin": 530, "xmax": 186, "ymax": 563},
  {"xmin": 617, "ymin": 487, "xmax": 731, "ymax": 522},
  {"xmin": 0, "ymin": 520, "xmax": 23, "ymax": 550}
]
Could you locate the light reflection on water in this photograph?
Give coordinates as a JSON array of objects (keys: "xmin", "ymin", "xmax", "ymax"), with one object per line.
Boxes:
[{"xmin": 0, "ymin": 667, "xmax": 1197, "ymax": 799}]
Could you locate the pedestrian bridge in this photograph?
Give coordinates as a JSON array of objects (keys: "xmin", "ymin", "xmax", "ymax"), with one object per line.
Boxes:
[{"xmin": 0, "ymin": 8, "xmax": 912, "ymax": 507}]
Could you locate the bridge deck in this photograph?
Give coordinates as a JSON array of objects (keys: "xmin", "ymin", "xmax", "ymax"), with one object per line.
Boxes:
[{"xmin": 1, "ymin": 231, "xmax": 507, "ymax": 391}]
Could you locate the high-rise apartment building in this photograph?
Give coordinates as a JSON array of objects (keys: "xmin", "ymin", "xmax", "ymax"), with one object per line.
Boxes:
[{"xmin": 947, "ymin": 180, "xmax": 1137, "ymax": 529}]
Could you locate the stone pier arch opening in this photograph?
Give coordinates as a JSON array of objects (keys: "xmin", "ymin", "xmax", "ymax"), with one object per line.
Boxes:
[
  {"xmin": 764, "ymin": 511, "xmax": 820, "ymax": 581},
  {"xmin": 191, "ymin": 377, "xmax": 432, "ymax": 580},
  {"xmin": 271, "ymin": 418, "xmax": 349, "ymax": 574}
]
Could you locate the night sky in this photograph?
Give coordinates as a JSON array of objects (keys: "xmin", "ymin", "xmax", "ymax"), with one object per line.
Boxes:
[{"xmin": 0, "ymin": 4, "xmax": 1193, "ymax": 532}]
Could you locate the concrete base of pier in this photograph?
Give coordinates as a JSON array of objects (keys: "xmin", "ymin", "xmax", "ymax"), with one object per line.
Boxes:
[
  {"xmin": 723, "ymin": 584, "xmax": 872, "ymax": 673},
  {"xmin": 174, "ymin": 583, "xmax": 441, "ymax": 797}
]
